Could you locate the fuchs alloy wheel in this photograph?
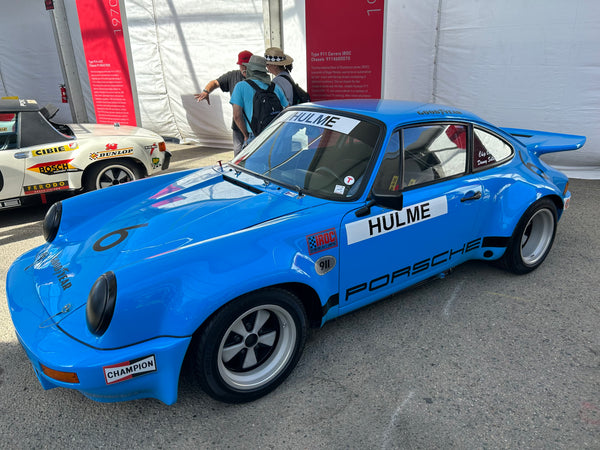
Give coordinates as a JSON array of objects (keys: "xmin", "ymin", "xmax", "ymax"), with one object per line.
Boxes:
[
  {"xmin": 194, "ymin": 289, "xmax": 307, "ymax": 403},
  {"xmin": 84, "ymin": 159, "xmax": 142, "ymax": 191},
  {"xmin": 501, "ymin": 198, "xmax": 558, "ymax": 274}
]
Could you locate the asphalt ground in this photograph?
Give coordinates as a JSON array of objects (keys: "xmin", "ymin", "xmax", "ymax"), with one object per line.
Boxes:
[{"xmin": 0, "ymin": 145, "xmax": 599, "ymax": 449}]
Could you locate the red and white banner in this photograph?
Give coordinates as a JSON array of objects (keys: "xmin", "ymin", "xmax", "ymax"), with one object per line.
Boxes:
[
  {"xmin": 76, "ymin": 0, "xmax": 137, "ymax": 125},
  {"xmin": 305, "ymin": 0, "xmax": 385, "ymax": 101}
]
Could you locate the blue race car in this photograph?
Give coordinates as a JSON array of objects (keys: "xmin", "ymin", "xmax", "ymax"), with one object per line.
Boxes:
[{"xmin": 7, "ymin": 100, "xmax": 585, "ymax": 404}]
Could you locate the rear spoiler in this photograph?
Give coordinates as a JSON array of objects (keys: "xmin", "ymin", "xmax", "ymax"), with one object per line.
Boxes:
[{"xmin": 502, "ymin": 127, "xmax": 586, "ymax": 156}]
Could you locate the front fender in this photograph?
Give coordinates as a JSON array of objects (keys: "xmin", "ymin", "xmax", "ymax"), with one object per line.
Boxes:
[{"xmin": 66, "ymin": 209, "xmax": 345, "ymax": 349}]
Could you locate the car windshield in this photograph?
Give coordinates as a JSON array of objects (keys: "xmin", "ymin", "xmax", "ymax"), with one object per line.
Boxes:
[{"xmin": 231, "ymin": 109, "xmax": 382, "ymax": 200}]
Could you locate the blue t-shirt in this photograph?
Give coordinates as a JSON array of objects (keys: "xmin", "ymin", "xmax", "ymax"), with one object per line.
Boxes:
[{"xmin": 230, "ymin": 79, "xmax": 289, "ymax": 133}]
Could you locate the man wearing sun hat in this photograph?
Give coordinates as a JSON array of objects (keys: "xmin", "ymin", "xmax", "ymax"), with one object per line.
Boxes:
[
  {"xmin": 264, "ymin": 47, "xmax": 296, "ymax": 105},
  {"xmin": 230, "ymin": 54, "xmax": 289, "ymax": 150},
  {"xmin": 195, "ymin": 50, "xmax": 253, "ymax": 154}
]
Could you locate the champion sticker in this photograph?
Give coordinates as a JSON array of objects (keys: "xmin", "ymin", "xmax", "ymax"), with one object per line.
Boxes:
[
  {"xmin": 285, "ymin": 111, "xmax": 360, "ymax": 134},
  {"xmin": 103, "ymin": 355, "xmax": 157, "ymax": 385},
  {"xmin": 307, "ymin": 228, "xmax": 338, "ymax": 255},
  {"xmin": 346, "ymin": 196, "xmax": 448, "ymax": 245}
]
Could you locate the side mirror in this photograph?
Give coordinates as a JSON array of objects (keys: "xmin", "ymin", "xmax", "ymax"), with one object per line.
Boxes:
[
  {"xmin": 355, "ymin": 192, "xmax": 404, "ymax": 217},
  {"xmin": 372, "ymin": 192, "xmax": 404, "ymax": 211}
]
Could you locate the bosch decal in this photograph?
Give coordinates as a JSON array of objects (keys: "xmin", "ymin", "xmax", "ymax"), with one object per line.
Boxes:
[
  {"xmin": 103, "ymin": 355, "xmax": 157, "ymax": 385},
  {"xmin": 346, "ymin": 196, "xmax": 448, "ymax": 245},
  {"xmin": 23, "ymin": 181, "xmax": 69, "ymax": 195},
  {"xmin": 89, "ymin": 147, "xmax": 134, "ymax": 161},
  {"xmin": 307, "ymin": 228, "xmax": 338, "ymax": 255},
  {"xmin": 27, "ymin": 159, "xmax": 79, "ymax": 175},
  {"xmin": 346, "ymin": 238, "xmax": 482, "ymax": 300}
]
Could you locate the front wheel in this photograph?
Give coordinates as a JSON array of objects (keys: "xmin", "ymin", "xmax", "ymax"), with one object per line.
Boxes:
[
  {"xmin": 501, "ymin": 198, "xmax": 558, "ymax": 274},
  {"xmin": 194, "ymin": 288, "xmax": 307, "ymax": 403},
  {"xmin": 83, "ymin": 159, "xmax": 142, "ymax": 191}
]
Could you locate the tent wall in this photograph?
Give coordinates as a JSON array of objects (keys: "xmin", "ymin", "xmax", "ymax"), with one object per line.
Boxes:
[{"xmin": 1, "ymin": 0, "xmax": 598, "ymax": 177}]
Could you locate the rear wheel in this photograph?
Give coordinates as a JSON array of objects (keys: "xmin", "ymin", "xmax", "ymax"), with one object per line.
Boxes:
[
  {"xmin": 84, "ymin": 159, "xmax": 142, "ymax": 191},
  {"xmin": 194, "ymin": 288, "xmax": 307, "ymax": 403},
  {"xmin": 501, "ymin": 198, "xmax": 558, "ymax": 274}
]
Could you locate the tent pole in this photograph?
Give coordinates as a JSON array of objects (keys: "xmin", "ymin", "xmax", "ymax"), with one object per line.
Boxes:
[
  {"xmin": 263, "ymin": 0, "xmax": 283, "ymax": 49},
  {"xmin": 47, "ymin": 0, "xmax": 89, "ymax": 123}
]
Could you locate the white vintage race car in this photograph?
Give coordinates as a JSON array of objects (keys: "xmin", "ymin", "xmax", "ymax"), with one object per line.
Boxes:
[{"xmin": 0, "ymin": 98, "xmax": 171, "ymax": 209}]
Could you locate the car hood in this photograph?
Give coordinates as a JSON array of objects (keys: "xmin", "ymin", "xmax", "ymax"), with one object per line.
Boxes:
[
  {"xmin": 69, "ymin": 122, "xmax": 161, "ymax": 140},
  {"xmin": 35, "ymin": 167, "xmax": 329, "ymax": 316}
]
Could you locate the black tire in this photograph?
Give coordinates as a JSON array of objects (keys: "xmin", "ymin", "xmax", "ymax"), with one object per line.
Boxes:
[
  {"xmin": 194, "ymin": 288, "xmax": 307, "ymax": 403},
  {"xmin": 501, "ymin": 198, "xmax": 558, "ymax": 274},
  {"xmin": 83, "ymin": 159, "xmax": 142, "ymax": 191}
]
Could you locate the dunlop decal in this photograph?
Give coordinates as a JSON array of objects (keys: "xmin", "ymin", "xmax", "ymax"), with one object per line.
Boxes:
[{"xmin": 89, "ymin": 147, "xmax": 134, "ymax": 161}]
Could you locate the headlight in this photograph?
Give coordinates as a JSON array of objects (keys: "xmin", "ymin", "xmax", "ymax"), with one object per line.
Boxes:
[
  {"xmin": 43, "ymin": 201, "xmax": 62, "ymax": 242},
  {"xmin": 86, "ymin": 271, "xmax": 117, "ymax": 336}
]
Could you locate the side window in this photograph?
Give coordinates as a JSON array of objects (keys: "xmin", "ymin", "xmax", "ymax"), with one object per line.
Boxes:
[
  {"xmin": 373, "ymin": 131, "xmax": 401, "ymax": 194},
  {"xmin": 403, "ymin": 124, "xmax": 467, "ymax": 188},
  {"xmin": 473, "ymin": 127, "xmax": 513, "ymax": 170},
  {"xmin": 0, "ymin": 112, "xmax": 18, "ymax": 150}
]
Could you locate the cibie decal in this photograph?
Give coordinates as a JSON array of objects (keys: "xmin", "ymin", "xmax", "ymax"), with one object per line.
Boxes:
[
  {"xmin": 27, "ymin": 159, "xmax": 78, "ymax": 175},
  {"xmin": 103, "ymin": 355, "xmax": 157, "ymax": 385},
  {"xmin": 32, "ymin": 144, "xmax": 76, "ymax": 157},
  {"xmin": 307, "ymin": 228, "xmax": 338, "ymax": 255},
  {"xmin": 89, "ymin": 147, "xmax": 134, "ymax": 161},
  {"xmin": 346, "ymin": 196, "xmax": 448, "ymax": 245},
  {"xmin": 286, "ymin": 111, "xmax": 360, "ymax": 134}
]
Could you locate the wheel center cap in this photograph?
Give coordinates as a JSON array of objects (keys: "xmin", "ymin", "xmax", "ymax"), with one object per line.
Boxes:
[{"xmin": 245, "ymin": 333, "xmax": 258, "ymax": 347}]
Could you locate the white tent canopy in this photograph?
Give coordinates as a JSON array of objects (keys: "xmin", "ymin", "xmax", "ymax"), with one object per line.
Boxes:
[{"xmin": 1, "ymin": 0, "xmax": 598, "ymax": 178}]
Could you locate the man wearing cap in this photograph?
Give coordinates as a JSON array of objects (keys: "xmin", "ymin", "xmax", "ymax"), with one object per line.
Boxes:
[
  {"xmin": 230, "ymin": 55, "xmax": 289, "ymax": 149},
  {"xmin": 264, "ymin": 47, "xmax": 295, "ymax": 106},
  {"xmin": 195, "ymin": 50, "xmax": 252, "ymax": 155}
]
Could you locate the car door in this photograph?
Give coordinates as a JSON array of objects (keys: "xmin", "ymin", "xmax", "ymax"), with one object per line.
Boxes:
[
  {"xmin": 0, "ymin": 112, "xmax": 26, "ymax": 204},
  {"xmin": 338, "ymin": 123, "xmax": 485, "ymax": 312}
]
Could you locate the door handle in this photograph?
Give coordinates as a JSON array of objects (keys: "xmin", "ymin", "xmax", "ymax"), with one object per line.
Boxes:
[{"xmin": 461, "ymin": 191, "xmax": 482, "ymax": 202}]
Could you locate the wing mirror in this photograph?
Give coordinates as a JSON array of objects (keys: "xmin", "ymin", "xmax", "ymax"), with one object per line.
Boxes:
[{"xmin": 355, "ymin": 192, "xmax": 404, "ymax": 217}]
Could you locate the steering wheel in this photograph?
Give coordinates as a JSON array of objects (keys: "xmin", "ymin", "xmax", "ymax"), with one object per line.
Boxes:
[{"xmin": 314, "ymin": 166, "xmax": 344, "ymax": 183}]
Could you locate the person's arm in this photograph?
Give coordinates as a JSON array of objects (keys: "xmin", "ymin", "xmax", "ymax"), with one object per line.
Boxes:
[
  {"xmin": 194, "ymin": 79, "xmax": 220, "ymax": 104},
  {"xmin": 232, "ymin": 104, "xmax": 249, "ymax": 141}
]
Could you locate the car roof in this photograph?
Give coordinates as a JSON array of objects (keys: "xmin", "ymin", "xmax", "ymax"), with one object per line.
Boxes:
[
  {"xmin": 0, "ymin": 98, "xmax": 41, "ymax": 113},
  {"xmin": 307, "ymin": 99, "xmax": 487, "ymax": 126}
]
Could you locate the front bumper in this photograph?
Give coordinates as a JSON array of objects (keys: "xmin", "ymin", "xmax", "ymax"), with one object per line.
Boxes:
[{"xmin": 6, "ymin": 250, "xmax": 190, "ymax": 405}]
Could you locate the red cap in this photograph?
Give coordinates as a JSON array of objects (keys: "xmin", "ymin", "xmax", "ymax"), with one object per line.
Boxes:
[{"xmin": 237, "ymin": 50, "xmax": 253, "ymax": 65}]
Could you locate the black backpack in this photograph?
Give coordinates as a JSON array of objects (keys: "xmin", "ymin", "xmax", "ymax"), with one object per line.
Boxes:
[
  {"xmin": 279, "ymin": 74, "xmax": 311, "ymax": 105},
  {"xmin": 243, "ymin": 79, "xmax": 284, "ymax": 135}
]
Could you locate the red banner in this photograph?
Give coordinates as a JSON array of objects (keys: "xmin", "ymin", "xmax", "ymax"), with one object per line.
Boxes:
[
  {"xmin": 305, "ymin": 0, "xmax": 385, "ymax": 101},
  {"xmin": 76, "ymin": 0, "xmax": 136, "ymax": 126}
]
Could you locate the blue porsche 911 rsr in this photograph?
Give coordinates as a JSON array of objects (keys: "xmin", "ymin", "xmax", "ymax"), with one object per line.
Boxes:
[{"xmin": 7, "ymin": 100, "xmax": 585, "ymax": 404}]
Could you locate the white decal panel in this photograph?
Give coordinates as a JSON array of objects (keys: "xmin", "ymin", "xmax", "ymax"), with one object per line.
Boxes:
[
  {"xmin": 346, "ymin": 196, "xmax": 448, "ymax": 245},
  {"xmin": 285, "ymin": 111, "xmax": 360, "ymax": 134}
]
